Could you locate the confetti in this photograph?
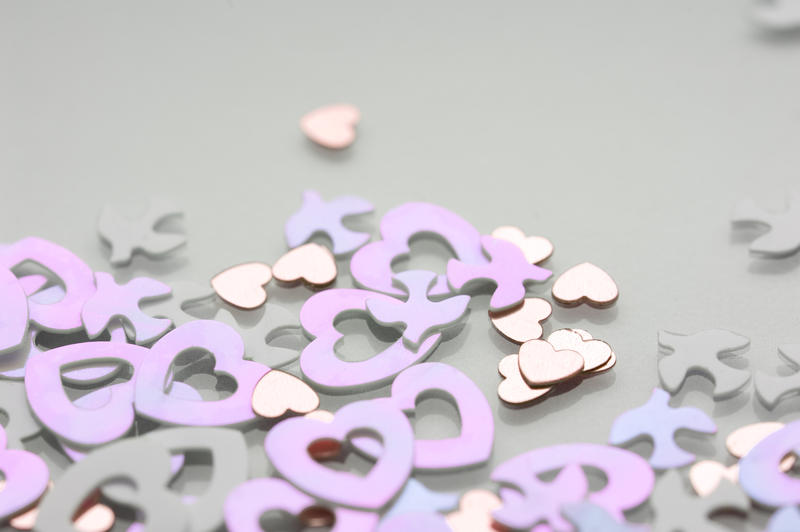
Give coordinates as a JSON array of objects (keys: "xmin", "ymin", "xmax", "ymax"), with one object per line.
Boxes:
[
  {"xmin": 608, "ymin": 388, "xmax": 716, "ymax": 469},
  {"xmin": 551, "ymin": 262, "xmax": 618, "ymax": 308},
  {"xmin": 285, "ymin": 190, "xmax": 373, "ymax": 257},
  {"xmin": 97, "ymin": 197, "xmax": 185, "ymax": 267},
  {"xmin": 211, "ymin": 262, "xmax": 273, "ymax": 310},
  {"xmin": 272, "ymin": 242, "xmax": 337, "ymax": 287},
  {"xmin": 300, "ymin": 104, "xmax": 361, "ymax": 149}
]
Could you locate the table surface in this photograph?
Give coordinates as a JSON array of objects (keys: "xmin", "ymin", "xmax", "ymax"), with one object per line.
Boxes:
[{"xmin": 3, "ymin": 1, "xmax": 800, "ymax": 530}]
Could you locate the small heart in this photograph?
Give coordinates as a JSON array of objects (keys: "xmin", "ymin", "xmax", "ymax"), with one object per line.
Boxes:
[
  {"xmin": 272, "ymin": 243, "xmax": 337, "ymax": 287},
  {"xmin": 491, "ymin": 226, "xmax": 553, "ymax": 264},
  {"xmin": 517, "ymin": 339, "xmax": 584, "ymax": 387},
  {"xmin": 445, "ymin": 489, "xmax": 506, "ymax": 532},
  {"xmin": 497, "ymin": 354, "xmax": 551, "ymax": 405},
  {"xmin": 251, "ymin": 370, "xmax": 320, "ymax": 419},
  {"xmin": 689, "ymin": 460, "xmax": 738, "ymax": 497},
  {"xmin": 300, "ymin": 104, "xmax": 360, "ymax": 149},
  {"xmin": 547, "ymin": 328, "xmax": 612, "ymax": 373},
  {"xmin": 490, "ymin": 297, "xmax": 552, "ymax": 344},
  {"xmin": 211, "ymin": 262, "xmax": 272, "ymax": 310},
  {"xmin": 552, "ymin": 262, "xmax": 618, "ymax": 308}
]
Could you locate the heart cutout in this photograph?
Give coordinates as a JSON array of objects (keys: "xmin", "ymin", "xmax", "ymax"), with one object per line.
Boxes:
[
  {"xmin": 264, "ymin": 400, "xmax": 413, "ymax": 509},
  {"xmin": 211, "ymin": 262, "xmax": 272, "ymax": 310},
  {"xmin": 547, "ymin": 328, "xmax": 612, "ymax": 373},
  {"xmin": 491, "ymin": 226, "xmax": 553, "ymax": 264},
  {"xmin": 551, "ymin": 262, "xmax": 618, "ymax": 308},
  {"xmin": 489, "ymin": 297, "xmax": 552, "ymax": 344},
  {"xmin": 689, "ymin": 460, "xmax": 738, "ymax": 497},
  {"xmin": 498, "ymin": 354, "xmax": 551, "ymax": 405},
  {"xmin": 350, "ymin": 363, "xmax": 494, "ymax": 471},
  {"xmin": 272, "ymin": 243, "xmax": 337, "ymax": 287},
  {"xmin": 300, "ymin": 104, "xmax": 360, "ymax": 149},
  {"xmin": 518, "ymin": 339, "xmax": 584, "ymax": 387},
  {"xmin": 251, "ymin": 370, "xmax": 320, "ymax": 419}
]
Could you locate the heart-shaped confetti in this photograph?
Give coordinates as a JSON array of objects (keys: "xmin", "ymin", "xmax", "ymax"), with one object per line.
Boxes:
[
  {"xmin": 491, "ymin": 226, "xmax": 553, "ymax": 264},
  {"xmin": 211, "ymin": 262, "xmax": 272, "ymax": 310},
  {"xmin": 551, "ymin": 262, "xmax": 618, "ymax": 308},
  {"xmin": 300, "ymin": 104, "xmax": 360, "ymax": 149},
  {"xmin": 272, "ymin": 243, "xmax": 337, "ymax": 287},
  {"xmin": 547, "ymin": 328, "xmax": 612, "ymax": 373},
  {"xmin": 265, "ymin": 400, "xmax": 413, "ymax": 509},
  {"xmin": 445, "ymin": 490, "xmax": 506, "ymax": 532},
  {"xmin": 251, "ymin": 370, "xmax": 320, "ymax": 419},
  {"xmin": 517, "ymin": 339, "xmax": 584, "ymax": 387},
  {"xmin": 497, "ymin": 354, "xmax": 551, "ymax": 405},
  {"xmin": 489, "ymin": 297, "xmax": 552, "ymax": 344},
  {"xmin": 689, "ymin": 460, "xmax": 739, "ymax": 497}
]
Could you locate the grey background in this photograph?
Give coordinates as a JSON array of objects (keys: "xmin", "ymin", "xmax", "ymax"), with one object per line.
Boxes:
[{"xmin": 2, "ymin": 0, "xmax": 800, "ymax": 529}]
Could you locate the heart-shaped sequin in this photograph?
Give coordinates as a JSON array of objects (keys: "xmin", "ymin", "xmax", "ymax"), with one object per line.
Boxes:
[
  {"xmin": 272, "ymin": 243, "xmax": 337, "ymax": 287},
  {"xmin": 251, "ymin": 370, "xmax": 320, "ymax": 419},
  {"xmin": 552, "ymin": 262, "xmax": 618, "ymax": 308},
  {"xmin": 497, "ymin": 354, "xmax": 552, "ymax": 405},
  {"xmin": 689, "ymin": 460, "xmax": 738, "ymax": 497},
  {"xmin": 491, "ymin": 226, "xmax": 553, "ymax": 264},
  {"xmin": 489, "ymin": 297, "xmax": 551, "ymax": 344},
  {"xmin": 211, "ymin": 262, "xmax": 272, "ymax": 310},
  {"xmin": 547, "ymin": 328, "xmax": 612, "ymax": 373},
  {"xmin": 517, "ymin": 339, "xmax": 584, "ymax": 387},
  {"xmin": 300, "ymin": 104, "xmax": 360, "ymax": 149}
]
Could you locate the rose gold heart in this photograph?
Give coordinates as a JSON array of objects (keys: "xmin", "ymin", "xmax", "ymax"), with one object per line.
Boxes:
[
  {"xmin": 497, "ymin": 354, "xmax": 551, "ymax": 405},
  {"xmin": 489, "ymin": 297, "xmax": 552, "ymax": 344},
  {"xmin": 300, "ymin": 104, "xmax": 360, "ymax": 149},
  {"xmin": 211, "ymin": 262, "xmax": 272, "ymax": 310},
  {"xmin": 252, "ymin": 370, "xmax": 320, "ymax": 419},
  {"xmin": 689, "ymin": 460, "xmax": 738, "ymax": 497},
  {"xmin": 518, "ymin": 339, "xmax": 584, "ymax": 387},
  {"xmin": 726, "ymin": 422, "xmax": 794, "ymax": 471},
  {"xmin": 547, "ymin": 328, "xmax": 612, "ymax": 372},
  {"xmin": 551, "ymin": 262, "xmax": 618, "ymax": 308},
  {"xmin": 272, "ymin": 243, "xmax": 337, "ymax": 287},
  {"xmin": 491, "ymin": 226, "xmax": 553, "ymax": 264},
  {"xmin": 570, "ymin": 328, "xmax": 617, "ymax": 375},
  {"xmin": 446, "ymin": 489, "xmax": 509, "ymax": 532}
]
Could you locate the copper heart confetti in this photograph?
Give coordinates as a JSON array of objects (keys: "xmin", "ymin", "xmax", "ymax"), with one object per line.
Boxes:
[
  {"xmin": 251, "ymin": 370, "xmax": 320, "ymax": 419},
  {"xmin": 210, "ymin": 262, "xmax": 272, "ymax": 309},
  {"xmin": 517, "ymin": 339, "xmax": 584, "ymax": 387},
  {"xmin": 272, "ymin": 243, "xmax": 337, "ymax": 287},
  {"xmin": 552, "ymin": 262, "xmax": 618, "ymax": 308},
  {"xmin": 489, "ymin": 297, "xmax": 552, "ymax": 344}
]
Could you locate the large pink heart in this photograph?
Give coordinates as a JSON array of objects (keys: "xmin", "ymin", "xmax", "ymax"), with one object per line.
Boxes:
[
  {"xmin": 264, "ymin": 400, "xmax": 413, "ymax": 510},
  {"xmin": 351, "ymin": 363, "xmax": 494, "ymax": 471}
]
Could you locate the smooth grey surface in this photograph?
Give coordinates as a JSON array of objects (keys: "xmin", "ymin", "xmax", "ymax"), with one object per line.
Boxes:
[{"xmin": 2, "ymin": 0, "xmax": 800, "ymax": 529}]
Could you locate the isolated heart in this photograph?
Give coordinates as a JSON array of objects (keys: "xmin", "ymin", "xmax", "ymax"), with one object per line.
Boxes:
[
  {"xmin": 491, "ymin": 226, "xmax": 553, "ymax": 264},
  {"xmin": 497, "ymin": 354, "xmax": 551, "ymax": 405},
  {"xmin": 689, "ymin": 460, "xmax": 738, "ymax": 497},
  {"xmin": 211, "ymin": 262, "xmax": 272, "ymax": 310},
  {"xmin": 251, "ymin": 370, "xmax": 320, "ymax": 419},
  {"xmin": 300, "ymin": 104, "xmax": 360, "ymax": 149},
  {"xmin": 489, "ymin": 297, "xmax": 552, "ymax": 344},
  {"xmin": 264, "ymin": 400, "xmax": 413, "ymax": 509},
  {"xmin": 517, "ymin": 339, "xmax": 584, "ymax": 387},
  {"xmin": 547, "ymin": 328, "xmax": 612, "ymax": 372},
  {"xmin": 446, "ymin": 490, "xmax": 504, "ymax": 532},
  {"xmin": 551, "ymin": 262, "xmax": 618, "ymax": 308},
  {"xmin": 272, "ymin": 243, "xmax": 337, "ymax": 287}
]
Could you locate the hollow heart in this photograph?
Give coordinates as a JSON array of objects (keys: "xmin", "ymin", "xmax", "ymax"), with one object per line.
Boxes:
[
  {"xmin": 264, "ymin": 400, "xmax": 413, "ymax": 509},
  {"xmin": 491, "ymin": 226, "xmax": 553, "ymax": 264},
  {"xmin": 251, "ymin": 370, "xmax": 320, "ymax": 419},
  {"xmin": 272, "ymin": 243, "xmax": 337, "ymax": 287},
  {"xmin": 300, "ymin": 104, "xmax": 360, "ymax": 150},
  {"xmin": 211, "ymin": 262, "xmax": 272, "ymax": 310},
  {"xmin": 350, "ymin": 363, "xmax": 494, "ymax": 471},
  {"xmin": 551, "ymin": 262, "xmax": 618, "ymax": 308},
  {"xmin": 518, "ymin": 339, "xmax": 584, "ymax": 387},
  {"xmin": 135, "ymin": 320, "xmax": 270, "ymax": 427}
]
